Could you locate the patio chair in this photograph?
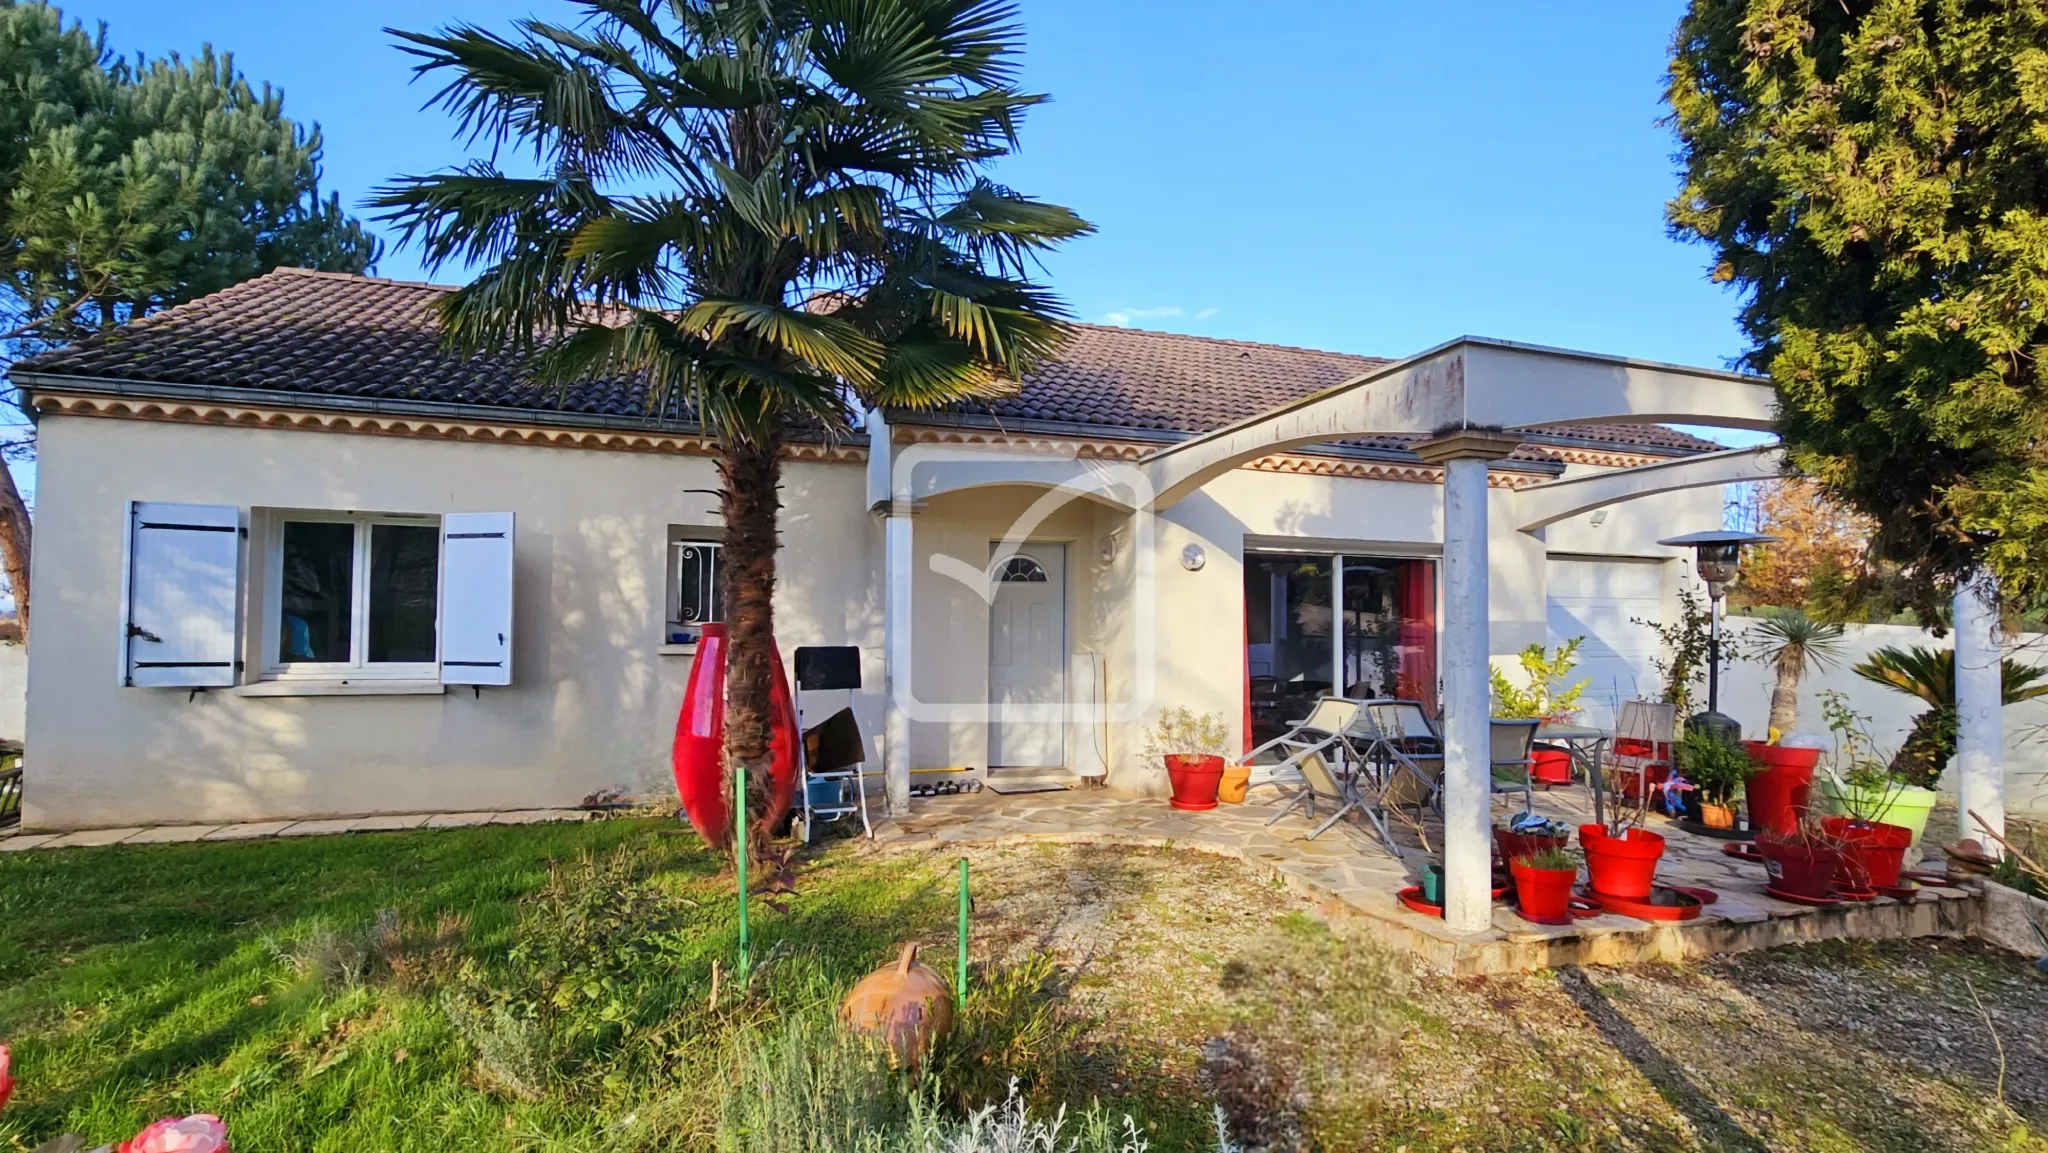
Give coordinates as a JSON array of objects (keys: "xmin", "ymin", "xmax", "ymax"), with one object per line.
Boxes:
[
  {"xmin": 1351, "ymin": 699, "xmax": 1444, "ymax": 814},
  {"xmin": 1261, "ymin": 745, "xmax": 1364, "ymax": 841},
  {"xmin": 1489, "ymin": 718, "xmax": 1539, "ymax": 811},
  {"xmin": 1240, "ymin": 696, "xmax": 1364, "ymax": 793},
  {"xmin": 1603, "ymin": 699, "xmax": 1676, "ymax": 807}
]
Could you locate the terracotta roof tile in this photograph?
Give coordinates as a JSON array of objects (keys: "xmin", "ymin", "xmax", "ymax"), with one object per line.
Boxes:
[{"xmin": 14, "ymin": 268, "xmax": 1719, "ymax": 456}]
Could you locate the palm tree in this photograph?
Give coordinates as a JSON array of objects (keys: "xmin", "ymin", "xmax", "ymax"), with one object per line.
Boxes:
[
  {"xmin": 374, "ymin": 1, "xmax": 1090, "ymax": 845},
  {"xmin": 1852, "ymin": 645, "xmax": 2048, "ymax": 789},
  {"xmin": 1745, "ymin": 610, "xmax": 1844, "ymax": 735}
]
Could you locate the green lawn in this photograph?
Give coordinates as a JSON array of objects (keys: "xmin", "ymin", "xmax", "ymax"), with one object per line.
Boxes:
[
  {"xmin": 0, "ymin": 819, "xmax": 972, "ymax": 1151},
  {"xmin": 1, "ymin": 820, "xmax": 2042, "ymax": 1153}
]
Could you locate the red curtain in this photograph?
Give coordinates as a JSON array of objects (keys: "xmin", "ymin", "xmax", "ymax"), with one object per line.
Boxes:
[{"xmin": 1395, "ymin": 559, "xmax": 1438, "ymax": 712}]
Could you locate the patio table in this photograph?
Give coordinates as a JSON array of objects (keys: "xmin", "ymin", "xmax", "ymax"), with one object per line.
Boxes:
[{"xmin": 1534, "ymin": 724, "xmax": 1613, "ymax": 830}]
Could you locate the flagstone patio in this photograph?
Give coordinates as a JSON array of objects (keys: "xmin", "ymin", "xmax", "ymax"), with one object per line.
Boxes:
[{"xmin": 871, "ymin": 783, "xmax": 1987, "ymax": 974}]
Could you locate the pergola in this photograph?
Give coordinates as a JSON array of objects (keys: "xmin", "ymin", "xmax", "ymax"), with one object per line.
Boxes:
[{"xmin": 870, "ymin": 336, "xmax": 2010, "ymax": 934}]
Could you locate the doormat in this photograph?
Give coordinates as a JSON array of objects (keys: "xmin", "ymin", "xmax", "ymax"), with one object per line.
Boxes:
[{"xmin": 985, "ymin": 782, "xmax": 1071, "ymax": 796}]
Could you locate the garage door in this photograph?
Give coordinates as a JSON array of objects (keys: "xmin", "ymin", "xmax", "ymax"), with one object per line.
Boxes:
[{"xmin": 1545, "ymin": 557, "xmax": 1667, "ymax": 729}]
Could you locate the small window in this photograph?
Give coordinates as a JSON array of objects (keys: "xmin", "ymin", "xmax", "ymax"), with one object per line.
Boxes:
[
  {"xmin": 997, "ymin": 555, "xmax": 1048, "ymax": 583},
  {"xmin": 666, "ymin": 532, "xmax": 723, "ymax": 642},
  {"xmin": 266, "ymin": 513, "xmax": 440, "ymax": 679}
]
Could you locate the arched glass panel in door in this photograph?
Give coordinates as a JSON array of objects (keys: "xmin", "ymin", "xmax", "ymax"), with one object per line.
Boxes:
[{"xmin": 997, "ymin": 555, "xmax": 1048, "ymax": 583}]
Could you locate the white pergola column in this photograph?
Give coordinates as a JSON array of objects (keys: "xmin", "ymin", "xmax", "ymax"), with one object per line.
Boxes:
[
  {"xmin": 882, "ymin": 502, "xmax": 916, "ymax": 816},
  {"xmin": 1414, "ymin": 430, "xmax": 1522, "ymax": 933},
  {"xmin": 1953, "ymin": 569, "xmax": 2004, "ymax": 852}
]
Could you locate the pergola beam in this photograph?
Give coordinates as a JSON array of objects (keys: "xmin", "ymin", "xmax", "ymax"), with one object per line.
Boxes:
[{"xmin": 1514, "ymin": 445, "xmax": 1785, "ymax": 532}]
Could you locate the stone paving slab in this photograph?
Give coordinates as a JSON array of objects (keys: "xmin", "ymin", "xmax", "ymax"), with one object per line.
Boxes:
[
  {"xmin": 40, "ymin": 827, "xmax": 144, "ymax": 848},
  {"xmin": 0, "ymin": 833, "xmax": 59, "ymax": 851},
  {"xmin": 876, "ymin": 784, "xmax": 1987, "ymax": 974},
  {"xmin": 276, "ymin": 818, "xmax": 361, "ymax": 837},
  {"xmin": 203, "ymin": 821, "xmax": 298, "ymax": 841},
  {"xmin": 425, "ymin": 812, "xmax": 499, "ymax": 829},
  {"xmin": 123, "ymin": 825, "xmax": 223, "ymax": 845},
  {"xmin": 348, "ymin": 814, "xmax": 431, "ymax": 832}
]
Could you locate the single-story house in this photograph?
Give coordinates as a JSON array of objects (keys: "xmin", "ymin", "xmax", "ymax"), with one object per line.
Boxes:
[{"xmin": 13, "ymin": 267, "xmax": 1762, "ymax": 830}]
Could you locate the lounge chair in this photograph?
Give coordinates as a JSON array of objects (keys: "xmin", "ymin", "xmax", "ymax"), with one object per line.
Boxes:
[
  {"xmin": 1490, "ymin": 718, "xmax": 1540, "ymax": 812},
  {"xmin": 1240, "ymin": 697, "xmax": 1364, "ymax": 793},
  {"xmin": 1262, "ymin": 745, "xmax": 1364, "ymax": 841}
]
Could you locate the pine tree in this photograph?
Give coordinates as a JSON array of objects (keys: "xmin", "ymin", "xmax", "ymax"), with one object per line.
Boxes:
[{"xmin": 1668, "ymin": 1, "xmax": 2048, "ymax": 610}]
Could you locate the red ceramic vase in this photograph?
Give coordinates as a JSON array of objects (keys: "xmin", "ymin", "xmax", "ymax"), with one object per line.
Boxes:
[
  {"xmin": 1165, "ymin": 753, "xmax": 1226, "ymax": 811},
  {"xmin": 671, "ymin": 623, "xmax": 800, "ymax": 848},
  {"xmin": 1742, "ymin": 742, "xmax": 1820, "ymax": 837},
  {"xmin": 1821, "ymin": 816, "xmax": 1912, "ymax": 891},
  {"xmin": 1579, "ymin": 824, "xmax": 1667, "ymax": 899},
  {"xmin": 1510, "ymin": 858, "xmax": 1580, "ymax": 924}
]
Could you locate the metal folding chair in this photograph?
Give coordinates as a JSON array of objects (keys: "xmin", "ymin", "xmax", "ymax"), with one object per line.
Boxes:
[
  {"xmin": 1351, "ymin": 699, "xmax": 1444, "ymax": 813},
  {"xmin": 1240, "ymin": 697, "xmax": 1364, "ymax": 793},
  {"xmin": 1262, "ymin": 745, "xmax": 1364, "ymax": 841},
  {"xmin": 1489, "ymin": 718, "xmax": 1539, "ymax": 812},
  {"xmin": 1603, "ymin": 699, "xmax": 1676, "ymax": 814}
]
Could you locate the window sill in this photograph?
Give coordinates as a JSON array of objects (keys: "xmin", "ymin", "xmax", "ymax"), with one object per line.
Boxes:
[
  {"xmin": 657, "ymin": 644, "xmax": 699, "ymax": 657},
  {"xmin": 236, "ymin": 680, "xmax": 447, "ymax": 698}
]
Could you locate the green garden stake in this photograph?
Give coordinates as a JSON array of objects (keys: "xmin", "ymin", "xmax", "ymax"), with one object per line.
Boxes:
[
  {"xmin": 735, "ymin": 768, "xmax": 750, "ymax": 988},
  {"xmin": 956, "ymin": 856, "xmax": 970, "ymax": 1014}
]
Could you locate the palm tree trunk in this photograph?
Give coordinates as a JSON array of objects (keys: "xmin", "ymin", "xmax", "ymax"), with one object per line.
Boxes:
[
  {"xmin": 718, "ymin": 424, "xmax": 782, "ymax": 842},
  {"xmin": 0, "ymin": 455, "xmax": 31, "ymax": 643},
  {"xmin": 1768, "ymin": 652, "xmax": 1800, "ymax": 735}
]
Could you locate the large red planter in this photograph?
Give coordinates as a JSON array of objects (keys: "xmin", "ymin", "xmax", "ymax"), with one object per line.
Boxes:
[
  {"xmin": 1165, "ymin": 754, "xmax": 1226, "ymax": 811},
  {"xmin": 1743, "ymin": 742, "xmax": 1819, "ymax": 837},
  {"xmin": 1510, "ymin": 858, "xmax": 1580, "ymax": 924},
  {"xmin": 1822, "ymin": 816, "xmax": 1911, "ymax": 891},
  {"xmin": 671, "ymin": 623, "xmax": 800, "ymax": 849},
  {"xmin": 1579, "ymin": 824, "xmax": 1666, "ymax": 898},
  {"xmin": 1530, "ymin": 747, "xmax": 1572, "ymax": 785},
  {"xmin": 1758, "ymin": 837, "xmax": 1840, "ymax": 900}
]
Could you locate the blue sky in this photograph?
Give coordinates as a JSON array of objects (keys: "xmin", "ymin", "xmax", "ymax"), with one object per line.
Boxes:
[{"xmin": 34, "ymin": 0, "xmax": 1759, "ymax": 471}]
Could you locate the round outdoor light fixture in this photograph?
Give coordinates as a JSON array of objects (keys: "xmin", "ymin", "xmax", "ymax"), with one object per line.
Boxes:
[{"xmin": 1180, "ymin": 544, "xmax": 1206, "ymax": 572}]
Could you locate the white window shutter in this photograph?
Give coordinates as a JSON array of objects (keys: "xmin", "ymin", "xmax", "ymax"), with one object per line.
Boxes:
[
  {"xmin": 121, "ymin": 501, "xmax": 241, "ymax": 688},
  {"xmin": 440, "ymin": 512, "xmax": 515, "ymax": 686}
]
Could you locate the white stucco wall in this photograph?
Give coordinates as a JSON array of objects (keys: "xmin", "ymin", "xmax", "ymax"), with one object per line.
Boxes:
[
  {"xmin": 0, "ymin": 642, "xmax": 23, "ymax": 742},
  {"xmin": 24, "ymin": 405, "xmax": 1734, "ymax": 827},
  {"xmin": 24, "ymin": 413, "xmax": 882, "ymax": 829},
  {"xmin": 1717, "ymin": 617, "xmax": 2048, "ymax": 818}
]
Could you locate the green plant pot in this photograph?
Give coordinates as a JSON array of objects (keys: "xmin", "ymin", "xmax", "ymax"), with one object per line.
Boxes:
[{"xmin": 1819, "ymin": 779, "xmax": 1939, "ymax": 847}]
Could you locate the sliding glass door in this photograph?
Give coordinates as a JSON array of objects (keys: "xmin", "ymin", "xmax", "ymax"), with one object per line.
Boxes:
[{"xmin": 1245, "ymin": 551, "xmax": 1437, "ymax": 749}]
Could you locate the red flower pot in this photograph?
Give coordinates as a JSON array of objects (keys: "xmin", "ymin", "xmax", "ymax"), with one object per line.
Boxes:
[
  {"xmin": 1743, "ymin": 742, "xmax": 1819, "ymax": 837},
  {"xmin": 1165, "ymin": 753, "xmax": 1226, "ymax": 811},
  {"xmin": 1757, "ymin": 837, "xmax": 1841, "ymax": 900},
  {"xmin": 1579, "ymin": 824, "xmax": 1667, "ymax": 899},
  {"xmin": 1494, "ymin": 827, "xmax": 1567, "ymax": 868},
  {"xmin": 670, "ymin": 623, "xmax": 800, "ymax": 849},
  {"xmin": 1510, "ymin": 858, "xmax": 1580, "ymax": 923},
  {"xmin": 1530, "ymin": 747, "xmax": 1572, "ymax": 785},
  {"xmin": 1822, "ymin": 816, "xmax": 1912, "ymax": 891}
]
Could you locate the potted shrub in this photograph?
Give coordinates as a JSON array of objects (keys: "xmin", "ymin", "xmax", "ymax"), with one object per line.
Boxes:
[
  {"xmin": 1495, "ymin": 812, "xmax": 1571, "ymax": 866},
  {"xmin": 1741, "ymin": 609, "xmax": 1845, "ymax": 739},
  {"xmin": 1580, "ymin": 752, "xmax": 1667, "ymax": 898},
  {"xmin": 1510, "ymin": 846, "xmax": 1583, "ymax": 924},
  {"xmin": 1757, "ymin": 816, "xmax": 1846, "ymax": 901},
  {"xmin": 1813, "ymin": 690, "xmax": 1940, "ymax": 848},
  {"xmin": 1677, "ymin": 727, "xmax": 1753, "ymax": 829},
  {"xmin": 1143, "ymin": 706, "xmax": 1231, "ymax": 811},
  {"xmin": 1490, "ymin": 638, "xmax": 1589, "ymax": 784},
  {"xmin": 1851, "ymin": 645, "xmax": 2048, "ymax": 796}
]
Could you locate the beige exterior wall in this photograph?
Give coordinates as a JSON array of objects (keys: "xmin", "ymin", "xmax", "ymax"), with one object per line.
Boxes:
[
  {"xmin": 24, "ymin": 413, "xmax": 882, "ymax": 829},
  {"xmin": 24, "ymin": 408, "xmax": 1735, "ymax": 827}
]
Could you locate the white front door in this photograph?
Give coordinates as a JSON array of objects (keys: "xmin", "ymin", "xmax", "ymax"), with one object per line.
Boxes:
[{"xmin": 988, "ymin": 543, "xmax": 1067, "ymax": 768}]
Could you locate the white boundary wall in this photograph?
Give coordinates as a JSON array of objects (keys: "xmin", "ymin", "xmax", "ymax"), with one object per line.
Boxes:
[{"xmin": 1717, "ymin": 617, "xmax": 2048, "ymax": 818}]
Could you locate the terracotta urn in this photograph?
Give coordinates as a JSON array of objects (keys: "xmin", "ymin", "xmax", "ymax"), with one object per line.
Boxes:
[{"xmin": 840, "ymin": 944, "xmax": 954, "ymax": 1067}]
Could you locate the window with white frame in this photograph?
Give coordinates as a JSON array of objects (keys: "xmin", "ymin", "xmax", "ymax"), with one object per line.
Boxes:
[
  {"xmin": 665, "ymin": 530, "xmax": 722, "ymax": 643},
  {"xmin": 267, "ymin": 512, "xmax": 440, "ymax": 679}
]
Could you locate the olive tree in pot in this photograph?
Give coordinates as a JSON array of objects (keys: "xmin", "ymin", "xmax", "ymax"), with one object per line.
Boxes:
[{"xmin": 1143, "ymin": 707, "xmax": 1231, "ymax": 812}]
